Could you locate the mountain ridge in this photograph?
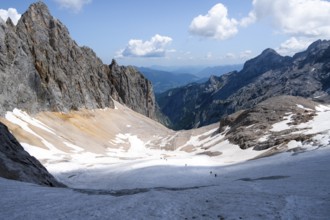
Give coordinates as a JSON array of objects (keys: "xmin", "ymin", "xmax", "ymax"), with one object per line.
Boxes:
[
  {"xmin": 137, "ymin": 67, "xmax": 200, "ymax": 93},
  {"xmin": 157, "ymin": 40, "xmax": 330, "ymax": 130}
]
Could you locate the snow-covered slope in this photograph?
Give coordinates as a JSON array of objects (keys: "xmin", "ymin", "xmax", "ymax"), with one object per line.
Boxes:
[
  {"xmin": 0, "ymin": 101, "xmax": 264, "ymax": 186},
  {"xmin": 1, "ymin": 98, "xmax": 330, "ymax": 219},
  {"xmin": 1, "ymin": 99, "xmax": 330, "ymax": 189}
]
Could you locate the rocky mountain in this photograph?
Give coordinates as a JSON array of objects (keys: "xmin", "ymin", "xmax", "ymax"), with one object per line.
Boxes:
[
  {"xmin": 0, "ymin": 122, "xmax": 64, "ymax": 187},
  {"xmin": 137, "ymin": 67, "xmax": 200, "ymax": 94},
  {"xmin": 0, "ymin": 1, "xmax": 162, "ymax": 186},
  {"xmin": 0, "ymin": 2, "xmax": 156, "ymax": 119},
  {"xmin": 157, "ymin": 41, "xmax": 330, "ymax": 130}
]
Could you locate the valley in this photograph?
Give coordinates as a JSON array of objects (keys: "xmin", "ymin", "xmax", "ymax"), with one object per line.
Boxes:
[{"xmin": 0, "ymin": 1, "xmax": 330, "ymax": 219}]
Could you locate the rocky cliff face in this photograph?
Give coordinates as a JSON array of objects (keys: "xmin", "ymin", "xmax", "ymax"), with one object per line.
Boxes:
[
  {"xmin": 157, "ymin": 40, "xmax": 330, "ymax": 130},
  {"xmin": 219, "ymin": 96, "xmax": 317, "ymax": 151},
  {"xmin": 109, "ymin": 60, "xmax": 156, "ymax": 118},
  {"xmin": 0, "ymin": 2, "xmax": 157, "ymax": 120},
  {"xmin": 0, "ymin": 122, "xmax": 65, "ymax": 187}
]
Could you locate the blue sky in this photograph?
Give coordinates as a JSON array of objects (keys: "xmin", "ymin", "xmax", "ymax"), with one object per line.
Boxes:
[{"xmin": 1, "ymin": 0, "xmax": 330, "ymax": 67}]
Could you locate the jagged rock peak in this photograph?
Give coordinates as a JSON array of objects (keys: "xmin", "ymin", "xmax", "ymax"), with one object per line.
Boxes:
[
  {"xmin": 27, "ymin": 1, "xmax": 50, "ymax": 16},
  {"xmin": 18, "ymin": 0, "xmax": 69, "ymax": 36},
  {"xmin": 110, "ymin": 58, "xmax": 118, "ymax": 67},
  {"xmin": 0, "ymin": 1, "xmax": 158, "ymax": 121},
  {"xmin": 5, "ymin": 18, "xmax": 15, "ymax": 28},
  {"xmin": 19, "ymin": 1, "xmax": 52, "ymax": 26}
]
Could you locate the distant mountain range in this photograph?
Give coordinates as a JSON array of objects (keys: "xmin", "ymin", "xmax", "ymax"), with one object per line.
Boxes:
[
  {"xmin": 137, "ymin": 67, "xmax": 199, "ymax": 93},
  {"xmin": 194, "ymin": 64, "xmax": 243, "ymax": 78},
  {"xmin": 157, "ymin": 40, "xmax": 330, "ymax": 130},
  {"xmin": 138, "ymin": 64, "xmax": 243, "ymax": 93}
]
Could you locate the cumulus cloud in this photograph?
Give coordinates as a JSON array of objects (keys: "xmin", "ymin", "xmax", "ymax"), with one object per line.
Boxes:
[
  {"xmin": 224, "ymin": 50, "xmax": 253, "ymax": 60},
  {"xmin": 250, "ymin": 0, "xmax": 330, "ymax": 38},
  {"xmin": 237, "ymin": 0, "xmax": 330, "ymax": 55},
  {"xmin": 117, "ymin": 34, "xmax": 173, "ymax": 58},
  {"xmin": 277, "ymin": 37, "xmax": 314, "ymax": 56},
  {"xmin": 54, "ymin": 0, "xmax": 92, "ymax": 12},
  {"xmin": 225, "ymin": 53, "xmax": 236, "ymax": 59},
  {"xmin": 190, "ymin": 0, "xmax": 330, "ymax": 49},
  {"xmin": 239, "ymin": 50, "xmax": 253, "ymax": 59},
  {"xmin": 189, "ymin": 3, "xmax": 239, "ymax": 40},
  {"xmin": 0, "ymin": 8, "xmax": 21, "ymax": 25},
  {"xmin": 239, "ymin": 11, "xmax": 256, "ymax": 27}
]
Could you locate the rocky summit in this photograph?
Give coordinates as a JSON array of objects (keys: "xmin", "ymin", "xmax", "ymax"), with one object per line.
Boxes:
[
  {"xmin": 0, "ymin": 2, "xmax": 157, "ymax": 119},
  {"xmin": 157, "ymin": 41, "xmax": 330, "ymax": 130}
]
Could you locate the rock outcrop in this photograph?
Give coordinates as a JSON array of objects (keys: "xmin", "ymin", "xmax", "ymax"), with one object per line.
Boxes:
[
  {"xmin": 219, "ymin": 96, "xmax": 317, "ymax": 150},
  {"xmin": 0, "ymin": 122, "xmax": 65, "ymax": 187},
  {"xmin": 109, "ymin": 60, "xmax": 156, "ymax": 118},
  {"xmin": 0, "ymin": 2, "xmax": 157, "ymax": 120},
  {"xmin": 157, "ymin": 40, "xmax": 330, "ymax": 130}
]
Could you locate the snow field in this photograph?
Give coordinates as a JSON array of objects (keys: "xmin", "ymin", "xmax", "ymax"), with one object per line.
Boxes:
[{"xmin": 1, "ymin": 103, "xmax": 330, "ymax": 219}]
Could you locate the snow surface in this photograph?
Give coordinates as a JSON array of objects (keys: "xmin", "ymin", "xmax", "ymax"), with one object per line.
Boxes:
[
  {"xmin": 0, "ymin": 148, "xmax": 329, "ymax": 220},
  {"xmin": 270, "ymin": 114, "xmax": 293, "ymax": 132},
  {"xmin": 2, "ymin": 103, "xmax": 330, "ymax": 219}
]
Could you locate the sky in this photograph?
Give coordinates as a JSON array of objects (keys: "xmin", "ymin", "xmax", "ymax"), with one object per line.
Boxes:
[{"xmin": 1, "ymin": 0, "xmax": 330, "ymax": 67}]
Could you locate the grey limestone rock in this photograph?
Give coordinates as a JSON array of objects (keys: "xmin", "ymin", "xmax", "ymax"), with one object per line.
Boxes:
[
  {"xmin": 219, "ymin": 96, "xmax": 318, "ymax": 150},
  {"xmin": 0, "ymin": 2, "xmax": 157, "ymax": 120},
  {"xmin": 109, "ymin": 59, "xmax": 156, "ymax": 119},
  {"xmin": 0, "ymin": 122, "xmax": 65, "ymax": 187}
]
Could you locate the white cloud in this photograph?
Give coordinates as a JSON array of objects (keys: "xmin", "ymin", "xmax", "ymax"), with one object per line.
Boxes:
[
  {"xmin": 277, "ymin": 37, "xmax": 314, "ymax": 56},
  {"xmin": 224, "ymin": 50, "xmax": 253, "ymax": 61},
  {"xmin": 117, "ymin": 34, "xmax": 173, "ymax": 58},
  {"xmin": 248, "ymin": 0, "xmax": 330, "ymax": 38},
  {"xmin": 0, "ymin": 8, "xmax": 21, "ymax": 25},
  {"xmin": 225, "ymin": 53, "xmax": 236, "ymax": 59},
  {"xmin": 239, "ymin": 11, "xmax": 256, "ymax": 27},
  {"xmin": 189, "ymin": 3, "xmax": 239, "ymax": 40},
  {"xmin": 206, "ymin": 52, "xmax": 213, "ymax": 59},
  {"xmin": 54, "ymin": 0, "xmax": 92, "ymax": 12},
  {"xmin": 239, "ymin": 50, "xmax": 253, "ymax": 59},
  {"xmin": 189, "ymin": 0, "xmax": 330, "ymax": 45}
]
